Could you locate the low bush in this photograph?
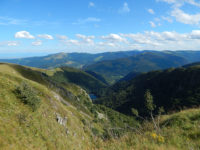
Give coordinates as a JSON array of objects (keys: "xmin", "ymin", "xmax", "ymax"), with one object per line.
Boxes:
[{"xmin": 16, "ymin": 81, "xmax": 41, "ymax": 111}]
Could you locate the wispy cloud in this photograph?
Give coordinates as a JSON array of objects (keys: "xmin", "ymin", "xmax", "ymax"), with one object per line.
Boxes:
[
  {"xmin": 149, "ymin": 21, "xmax": 156, "ymax": 27},
  {"xmin": 37, "ymin": 34, "xmax": 54, "ymax": 40},
  {"xmin": 171, "ymin": 8, "xmax": 200, "ymax": 25},
  {"xmin": 76, "ymin": 34, "xmax": 95, "ymax": 44},
  {"xmin": 148, "ymin": 9, "xmax": 155, "ymax": 15},
  {"xmin": 56, "ymin": 31, "xmax": 200, "ymax": 52},
  {"xmin": 0, "ymin": 41, "xmax": 19, "ymax": 46},
  {"xmin": 0, "ymin": 16, "xmax": 27, "ymax": 26},
  {"xmin": 56, "ymin": 35, "xmax": 68, "ymax": 40},
  {"xmin": 101, "ymin": 34, "xmax": 128, "ymax": 43},
  {"xmin": 162, "ymin": 16, "xmax": 173, "ymax": 23},
  {"xmin": 32, "ymin": 40, "xmax": 42, "ymax": 46},
  {"xmin": 157, "ymin": 0, "xmax": 200, "ymax": 26},
  {"xmin": 157, "ymin": 0, "xmax": 200, "ymax": 7},
  {"xmin": 73, "ymin": 17, "xmax": 101, "ymax": 25},
  {"xmin": 119, "ymin": 2, "xmax": 130, "ymax": 14},
  {"xmin": 89, "ymin": 2, "xmax": 95, "ymax": 7}
]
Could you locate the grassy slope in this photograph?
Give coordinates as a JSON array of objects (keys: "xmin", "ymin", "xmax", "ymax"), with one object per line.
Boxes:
[
  {"xmin": 0, "ymin": 63, "xmax": 137, "ymax": 150},
  {"xmin": 48, "ymin": 66, "xmax": 107, "ymax": 93},
  {"xmin": 99, "ymin": 108, "xmax": 200, "ymax": 150},
  {"xmin": 0, "ymin": 63, "xmax": 99, "ymax": 149},
  {"xmin": 0, "ymin": 63, "xmax": 199, "ymax": 150}
]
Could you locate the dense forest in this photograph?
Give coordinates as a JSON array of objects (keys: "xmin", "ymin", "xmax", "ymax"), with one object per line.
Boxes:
[{"xmin": 96, "ymin": 65, "xmax": 200, "ymax": 116}]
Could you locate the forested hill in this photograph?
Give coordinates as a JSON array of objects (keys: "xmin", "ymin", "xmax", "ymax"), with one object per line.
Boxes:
[
  {"xmin": 0, "ymin": 51, "xmax": 140, "ymax": 69},
  {"xmin": 96, "ymin": 65, "xmax": 200, "ymax": 116},
  {"xmin": 84, "ymin": 52, "xmax": 188, "ymax": 84}
]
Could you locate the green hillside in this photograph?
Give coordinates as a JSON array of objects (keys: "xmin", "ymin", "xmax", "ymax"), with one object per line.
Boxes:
[
  {"xmin": 46, "ymin": 66, "xmax": 108, "ymax": 94},
  {"xmin": 0, "ymin": 51, "xmax": 140, "ymax": 69},
  {"xmin": 0, "ymin": 63, "xmax": 138, "ymax": 149},
  {"xmin": 85, "ymin": 52, "xmax": 188, "ymax": 84},
  {"xmin": 0, "ymin": 63, "xmax": 200, "ymax": 149},
  {"xmin": 100, "ymin": 108, "xmax": 200, "ymax": 150},
  {"xmin": 96, "ymin": 66, "xmax": 200, "ymax": 116},
  {"xmin": 2, "ymin": 50, "xmax": 200, "ymax": 85}
]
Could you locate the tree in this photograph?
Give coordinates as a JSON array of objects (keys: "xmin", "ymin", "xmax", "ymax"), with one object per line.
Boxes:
[
  {"xmin": 144, "ymin": 89, "xmax": 158, "ymax": 132},
  {"xmin": 144, "ymin": 89, "xmax": 164, "ymax": 133},
  {"xmin": 144, "ymin": 89, "xmax": 156, "ymax": 112},
  {"xmin": 131, "ymin": 108, "xmax": 139, "ymax": 117}
]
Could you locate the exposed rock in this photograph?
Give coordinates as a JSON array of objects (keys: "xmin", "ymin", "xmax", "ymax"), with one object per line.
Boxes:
[
  {"xmin": 65, "ymin": 128, "xmax": 70, "ymax": 135},
  {"xmin": 97, "ymin": 112, "xmax": 106, "ymax": 120},
  {"xmin": 55, "ymin": 113, "xmax": 67, "ymax": 126},
  {"xmin": 73, "ymin": 132, "xmax": 77, "ymax": 137}
]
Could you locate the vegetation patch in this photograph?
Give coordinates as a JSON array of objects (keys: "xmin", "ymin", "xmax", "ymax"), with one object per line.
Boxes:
[{"xmin": 16, "ymin": 81, "xmax": 41, "ymax": 111}]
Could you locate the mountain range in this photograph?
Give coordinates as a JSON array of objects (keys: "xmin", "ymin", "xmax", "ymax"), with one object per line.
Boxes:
[
  {"xmin": 1, "ymin": 50, "xmax": 200, "ymax": 84},
  {"xmin": 0, "ymin": 54, "xmax": 200, "ymax": 149}
]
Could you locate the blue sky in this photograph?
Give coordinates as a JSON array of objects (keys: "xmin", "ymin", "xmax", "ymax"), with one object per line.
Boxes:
[{"xmin": 1, "ymin": 0, "xmax": 200, "ymax": 58}]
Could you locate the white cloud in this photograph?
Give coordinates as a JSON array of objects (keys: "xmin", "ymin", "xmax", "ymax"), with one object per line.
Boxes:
[
  {"xmin": 73, "ymin": 17, "xmax": 101, "ymax": 25},
  {"xmin": 0, "ymin": 16, "xmax": 27, "ymax": 26},
  {"xmin": 157, "ymin": 0, "xmax": 200, "ymax": 26},
  {"xmin": 190, "ymin": 30, "xmax": 200, "ymax": 39},
  {"xmin": 32, "ymin": 40, "xmax": 42, "ymax": 46},
  {"xmin": 65, "ymin": 39, "xmax": 80, "ymax": 45},
  {"xmin": 119, "ymin": 2, "xmax": 130, "ymax": 14},
  {"xmin": 0, "ymin": 41, "xmax": 19, "ymax": 46},
  {"xmin": 98, "ymin": 42, "xmax": 117, "ymax": 47},
  {"xmin": 148, "ymin": 9, "xmax": 155, "ymax": 14},
  {"xmin": 122, "ymin": 33, "xmax": 160, "ymax": 46},
  {"xmin": 171, "ymin": 8, "xmax": 200, "ymax": 25},
  {"xmin": 76, "ymin": 34, "xmax": 95, "ymax": 44},
  {"xmin": 89, "ymin": 2, "xmax": 95, "ymax": 7},
  {"xmin": 57, "ymin": 31, "xmax": 200, "ymax": 52},
  {"xmin": 162, "ymin": 16, "xmax": 173, "ymax": 23},
  {"xmin": 56, "ymin": 35, "xmax": 68, "ymax": 40},
  {"xmin": 157, "ymin": 0, "xmax": 200, "ymax": 7},
  {"xmin": 37, "ymin": 34, "xmax": 53, "ymax": 40},
  {"xmin": 60, "ymin": 34, "xmax": 95, "ymax": 46},
  {"xmin": 149, "ymin": 21, "xmax": 156, "ymax": 27},
  {"xmin": 15, "ymin": 31, "xmax": 35, "ymax": 39},
  {"xmin": 101, "ymin": 34, "xmax": 128, "ymax": 43}
]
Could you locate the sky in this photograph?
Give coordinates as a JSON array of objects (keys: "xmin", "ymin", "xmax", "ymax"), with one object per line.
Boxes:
[{"xmin": 1, "ymin": 0, "xmax": 200, "ymax": 58}]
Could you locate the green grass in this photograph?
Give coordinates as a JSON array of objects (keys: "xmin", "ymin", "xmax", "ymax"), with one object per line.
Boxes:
[
  {"xmin": 0, "ymin": 63, "xmax": 96, "ymax": 149},
  {"xmin": 95, "ymin": 108, "xmax": 200, "ymax": 150},
  {"xmin": 0, "ymin": 63, "xmax": 200, "ymax": 150}
]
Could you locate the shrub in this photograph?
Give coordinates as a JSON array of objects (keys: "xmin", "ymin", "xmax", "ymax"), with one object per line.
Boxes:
[
  {"xmin": 16, "ymin": 81, "xmax": 41, "ymax": 111},
  {"xmin": 91, "ymin": 127, "xmax": 100, "ymax": 136}
]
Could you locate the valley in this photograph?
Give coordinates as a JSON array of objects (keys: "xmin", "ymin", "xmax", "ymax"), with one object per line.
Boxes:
[{"xmin": 0, "ymin": 50, "xmax": 200, "ymax": 149}]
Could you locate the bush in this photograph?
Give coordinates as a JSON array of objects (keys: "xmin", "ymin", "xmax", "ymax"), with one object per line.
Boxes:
[
  {"xmin": 16, "ymin": 81, "xmax": 41, "ymax": 111},
  {"xmin": 91, "ymin": 127, "xmax": 100, "ymax": 136}
]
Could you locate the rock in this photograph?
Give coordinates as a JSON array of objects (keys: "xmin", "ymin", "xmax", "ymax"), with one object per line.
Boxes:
[
  {"xmin": 73, "ymin": 132, "xmax": 77, "ymax": 137},
  {"xmin": 97, "ymin": 112, "xmax": 106, "ymax": 120},
  {"xmin": 65, "ymin": 128, "xmax": 70, "ymax": 135},
  {"xmin": 55, "ymin": 113, "xmax": 67, "ymax": 126}
]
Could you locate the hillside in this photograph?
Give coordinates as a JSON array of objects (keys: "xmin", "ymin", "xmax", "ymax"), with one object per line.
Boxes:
[
  {"xmin": 96, "ymin": 66, "xmax": 200, "ymax": 116},
  {"xmin": 0, "ymin": 63, "xmax": 137, "ymax": 150},
  {"xmin": 170, "ymin": 51, "xmax": 200, "ymax": 63},
  {"xmin": 2, "ymin": 50, "xmax": 200, "ymax": 85},
  {"xmin": 0, "ymin": 51, "xmax": 140, "ymax": 69},
  {"xmin": 85, "ymin": 52, "xmax": 188, "ymax": 84},
  {"xmin": 45, "ymin": 66, "xmax": 108, "ymax": 94},
  {"xmin": 0, "ymin": 63, "xmax": 200, "ymax": 149},
  {"xmin": 102, "ymin": 109, "xmax": 200, "ymax": 150},
  {"xmin": 101, "ymin": 108, "xmax": 200, "ymax": 150}
]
